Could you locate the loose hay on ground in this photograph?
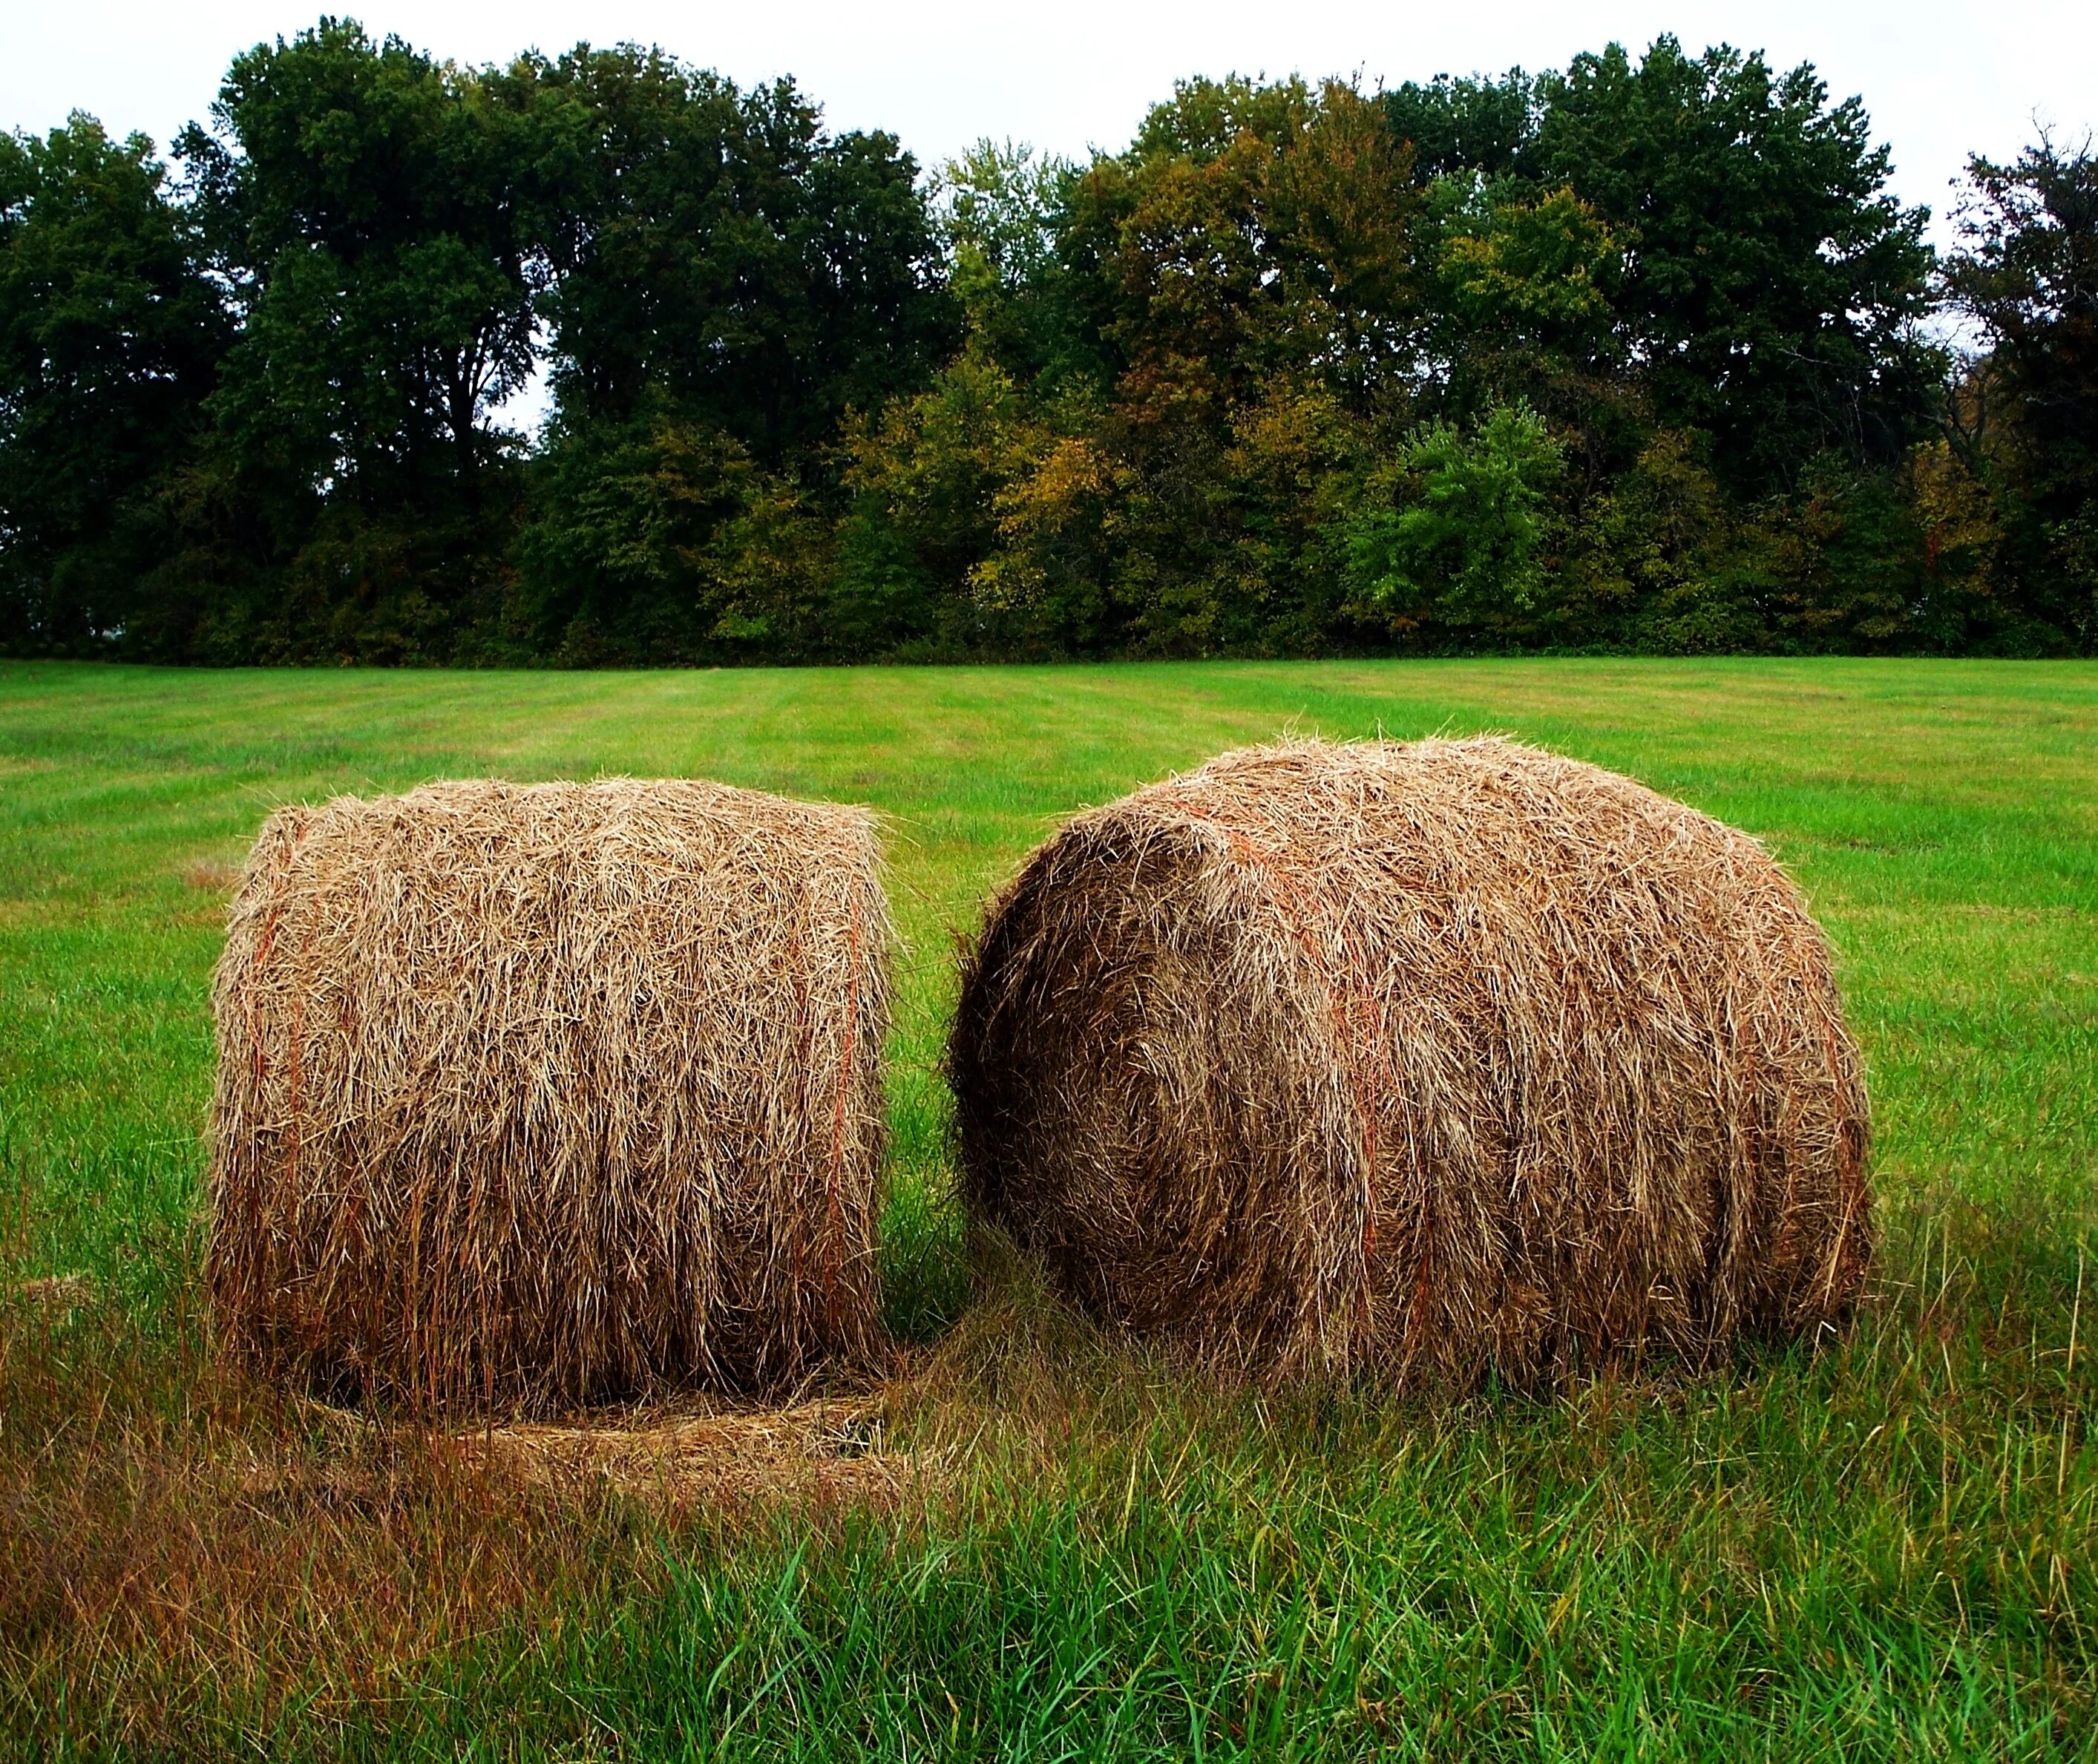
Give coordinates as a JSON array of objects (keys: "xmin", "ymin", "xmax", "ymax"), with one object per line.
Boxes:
[
  {"xmin": 454, "ymin": 1396, "xmax": 920, "ymax": 1507},
  {"xmin": 951, "ymin": 736, "xmax": 1872, "ymax": 1389},
  {"xmin": 227, "ymin": 1394, "xmax": 922, "ymax": 1512},
  {"xmin": 209, "ymin": 776, "xmax": 891, "ymax": 1416}
]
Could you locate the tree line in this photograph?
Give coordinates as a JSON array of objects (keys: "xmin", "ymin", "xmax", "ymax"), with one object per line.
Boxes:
[{"xmin": 2, "ymin": 21, "xmax": 2092, "ymax": 662}]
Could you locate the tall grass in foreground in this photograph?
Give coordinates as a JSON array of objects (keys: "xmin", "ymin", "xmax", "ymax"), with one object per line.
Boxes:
[
  {"xmin": 0, "ymin": 657, "xmax": 2093, "ymax": 1757},
  {"xmin": 2, "ymin": 1194, "xmax": 2091, "ymax": 1757}
]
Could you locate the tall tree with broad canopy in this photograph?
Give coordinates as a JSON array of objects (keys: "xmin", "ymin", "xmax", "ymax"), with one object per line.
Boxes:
[
  {"xmin": 161, "ymin": 19, "xmax": 542, "ymax": 658},
  {"xmin": 1033, "ymin": 76, "xmax": 1425, "ymax": 652},
  {"xmin": 181, "ymin": 20, "xmax": 540, "ymax": 514},
  {"xmin": 519, "ymin": 47, "xmax": 954, "ymax": 468},
  {"xmin": 1942, "ymin": 134, "xmax": 2098, "ymax": 648},
  {"xmin": 0, "ymin": 117, "xmax": 227, "ymax": 652},
  {"xmin": 508, "ymin": 47, "xmax": 955, "ymax": 663},
  {"xmin": 1532, "ymin": 38, "xmax": 1938, "ymax": 499}
]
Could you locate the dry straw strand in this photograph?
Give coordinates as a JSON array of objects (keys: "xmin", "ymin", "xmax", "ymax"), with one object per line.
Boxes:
[
  {"xmin": 951, "ymin": 736, "xmax": 1870, "ymax": 1389},
  {"xmin": 208, "ymin": 777, "xmax": 892, "ymax": 1416}
]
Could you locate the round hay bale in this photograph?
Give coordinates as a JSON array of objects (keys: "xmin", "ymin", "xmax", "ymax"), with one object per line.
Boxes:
[
  {"xmin": 208, "ymin": 777, "xmax": 891, "ymax": 1414},
  {"xmin": 951, "ymin": 737, "xmax": 1870, "ymax": 1387}
]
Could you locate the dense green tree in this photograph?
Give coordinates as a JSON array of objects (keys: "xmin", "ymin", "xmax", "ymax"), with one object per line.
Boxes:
[
  {"xmin": 156, "ymin": 19, "xmax": 542, "ymax": 658},
  {"xmin": 1942, "ymin": 135, "xmax": 2098, "ymax": 649},
  {"xmin": 940, "ymin": 141, "xmax": 1095, "ymax": 390},
  {"xmin": 1534, "ymin": 38, "xmax": 1938, "ymax": 498},
  {"xmin": 1345, "ymin": 402, "xmax": 1562, "ymax": 641},
  {"xmin": 1021, "ymin": 76, "xmax": 1421, "ymax": 652},
  {"xmin": 1422, "ymin": 175, "xmax": 1635, "ymax": 476},
  {"xmin": 1383, "ymin": 71, "xmax": 1539, "ymax": 185},
  {"xmin": 836, "ymin": 348, "xmax": 1035, "ymax": 645},
  {"xmin": 514, "ymin": 410, "xmax": 752, "ymax": 663},
  {"xmin": 522, "ymin": 47, "xmax": 953, "ymax": 466},
  {"xmin": 183, "ymin": 22, "xmax": 538, "ymax": 503},
  {"xmin": 510, "ymin": 47, "xmax": 954, "ymax": 660},
  {"xmin": 1556, "ymin": 429, "xmax": 1765, "ymax": 651},
  {"xmin": 1758, "ymin": 456, "xmax": 1929, "ymax": 649},
  {"xmin": 1068, "ymin": 77, "xmax": 1423, "ymax": 411},
  {"xmin": 512, "ymin": 404, "xmax": 834, "ymax": 664},
  {"xmin": 0, "ymin": 117, "xmax": 226, "ymax": 652}
]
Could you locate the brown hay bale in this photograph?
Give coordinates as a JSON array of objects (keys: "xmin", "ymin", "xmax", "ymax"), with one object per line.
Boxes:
[
  {"xmin": 951, "ymin": 737, "xmax": 1870, "ymax": 1388},
  {"xmin": 208, "ymin": 777, "xmax": 891, "ymax": 1415}
]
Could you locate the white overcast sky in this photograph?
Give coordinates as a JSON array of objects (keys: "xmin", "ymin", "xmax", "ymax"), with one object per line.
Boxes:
[{"xmin": 7, "ymin": 0, "xmax": 2094, "ymax": 246}]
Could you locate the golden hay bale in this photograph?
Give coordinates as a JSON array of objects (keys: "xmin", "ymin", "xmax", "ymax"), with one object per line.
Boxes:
[
  {"xmin": 951, "ymin": 737, "xmax": 1870, "ymax": 1388},
  {"xmin": 208, "ymin": 777, "xmax": 891, "ymax": 1415}
]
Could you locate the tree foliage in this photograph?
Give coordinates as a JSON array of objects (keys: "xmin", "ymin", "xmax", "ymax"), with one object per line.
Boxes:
[
  {"xmin": 1, "ymin": 27, "xmax": 2091, "ymax": 660},
  {"xmin": 1941, "ymin": 134, "xmax": 2098, "ymax": 648},
  {"xmin": 522, "ymin": 47, "xmax": 953, "ymax": 465},
  {"xmin": 1534, "ymin": 39, "xmax": 1938, "ymax": 497},
  {"xmin": 1347, "ymin": 404, "xmax": 1563, "ymax": 635},
  {"xmin": 0, "ymin": 117, "xmax": 226, "ymax": 652}
]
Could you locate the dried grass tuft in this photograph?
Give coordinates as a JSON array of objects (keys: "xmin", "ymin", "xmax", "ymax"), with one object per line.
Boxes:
[
  {"xmin": 208, "ymin": 777, "xmax": 891, "ymax": 1416},
  {"xmin": 951, "ymin": 737, "xmax": 1871, "ymax": 1388}
]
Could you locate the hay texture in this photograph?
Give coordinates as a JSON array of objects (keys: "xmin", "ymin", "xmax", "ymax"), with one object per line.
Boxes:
[
  {"xmin": 951, "ymin": 737, "xmax": 1869, "ymax": 1388},
  {"xmin": 209, "ymin": 778, "xmax": 890, "ymax": 1415}
]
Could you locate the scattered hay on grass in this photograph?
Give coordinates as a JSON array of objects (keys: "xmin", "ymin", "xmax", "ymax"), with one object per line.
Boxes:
[
  {"xmin": 952, "ymin": 736, "xmax": 1871, "ymax": 1390},
  {"xmin": 452, "ymin": 1394, "xmax": 922, "ymax": 1507},
  {"xmin": 209, "ymin": 777, "xmax": 891, "ymax": 1417},
  {"xmin": 8, "ymin": 1272, "xmax": 94, "ymax": 1317},
  {"xmin": 179, "ymin": 857, "xmax": 243, "ymax": 895},
  {"xmin": 223, "ymin": 1394, "xmax": 921, "ymax": 1514}
]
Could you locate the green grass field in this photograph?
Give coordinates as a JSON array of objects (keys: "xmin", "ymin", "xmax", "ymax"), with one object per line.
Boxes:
[{"xmin": 2, "ymin": 657, "xmax": 2094, "ymax": 1760}]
